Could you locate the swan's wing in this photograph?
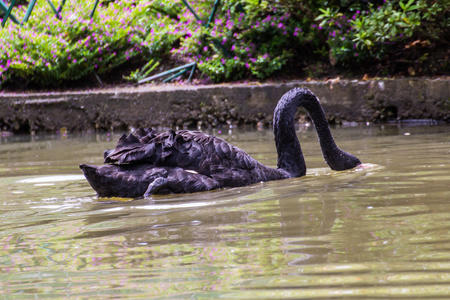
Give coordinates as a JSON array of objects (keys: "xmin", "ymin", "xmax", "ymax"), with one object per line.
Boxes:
[
  {"xmin": 103, "ymin": 129, "xmax": 257, "ymax": 176},
  {"xmin": 133, "ymin": 127, "xmax": 159, "ymax": 143},
  {"xmin": 102, "ymin": 128, "xmax": 159, "ymax": 160}
]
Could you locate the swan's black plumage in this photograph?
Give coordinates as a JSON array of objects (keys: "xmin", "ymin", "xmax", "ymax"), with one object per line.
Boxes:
[{"xmin": 80, "ymin": 88, "xmax": 361, "ymax": 198}]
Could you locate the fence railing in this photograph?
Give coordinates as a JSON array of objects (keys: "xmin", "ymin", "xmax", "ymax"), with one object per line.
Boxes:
[{"xmin": 1, "ymin": 0, "xmax": 100, "ymax": 27}]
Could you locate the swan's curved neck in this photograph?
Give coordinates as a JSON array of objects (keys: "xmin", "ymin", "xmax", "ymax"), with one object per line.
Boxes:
[
  {"xmin": 273, "ymin": 89, "xmax": 340, "ymax": 177},
  {"xmin": 273, "ymin": 93, "xmax": 306, "ymax": 177},
  {"xmin": 300, "ymin": 95, "xmax": 340, "ymax": 160}
]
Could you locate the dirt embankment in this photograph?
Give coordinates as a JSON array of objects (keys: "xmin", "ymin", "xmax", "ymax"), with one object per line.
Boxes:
[{"xmin": 0, "ymin": 78, "xmax": 448, "ymax": 134}]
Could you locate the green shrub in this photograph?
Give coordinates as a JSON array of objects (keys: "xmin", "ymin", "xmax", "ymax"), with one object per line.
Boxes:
[
  {"xmin": 316, "ymin": 0, "xmax": 449, "ymax": 69},
  {"xmin": 172, "ymin": 0, "xmax": 317, "ymax": 82},
  {"xmin": 0, "ymin": 0, "xmax": 181, "ymax": 88},
  {"xmin": 1, "ymin": 0, "xmax": 448, "ymax": 89}
]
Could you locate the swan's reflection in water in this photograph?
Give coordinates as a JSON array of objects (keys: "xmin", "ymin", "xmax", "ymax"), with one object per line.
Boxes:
[{"xmin": 78, "ymin": 164, "xmax": 374, "ymax": 271}]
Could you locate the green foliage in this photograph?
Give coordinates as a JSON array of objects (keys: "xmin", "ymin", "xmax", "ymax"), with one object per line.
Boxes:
[
  {"xmin": 315, "ymin": 0, "xmax": 449, "ymax": 69},
  {"xmin": 173, "ymin": 0, "xmax": 315, "ymax": 82},
  {"xmin": 123, "ymin": 58, "xmax": 160, "ymax": 82},
  {"xmin": 0, "ymin": 0, "xmax": 182, "ymax": 87},
  {"xmin": 0, "ymin": 0, "xmax": 448, "ymax": 89},
  {"xmin": 351, "ymin": 0, "xmax": 421, "ymax": 49}
]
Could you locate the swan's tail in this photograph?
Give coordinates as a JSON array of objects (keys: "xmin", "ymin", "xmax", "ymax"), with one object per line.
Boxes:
[
  {"xmin": 79, "ymin": 164, "xmax": 146, "ymax": 198},
  {"xmin": 80, "ymin": 164, "xmax": 108, "ymax": 197}
]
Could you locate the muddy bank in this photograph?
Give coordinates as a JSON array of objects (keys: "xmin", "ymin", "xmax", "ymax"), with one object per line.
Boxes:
[{"xmin": 0, "ymin": 78, "xmax": 449, "ymax": 134}]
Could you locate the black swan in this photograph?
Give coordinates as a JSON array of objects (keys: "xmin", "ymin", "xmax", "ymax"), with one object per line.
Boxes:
[{"xmin": 80, "ymin": 88, "xmax": 361, "ymax": 198}]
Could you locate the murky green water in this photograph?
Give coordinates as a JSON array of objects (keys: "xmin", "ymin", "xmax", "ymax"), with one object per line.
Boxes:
[{"xmin": 1, "ymin": 124, "xmax": 449, "ymax": 299}]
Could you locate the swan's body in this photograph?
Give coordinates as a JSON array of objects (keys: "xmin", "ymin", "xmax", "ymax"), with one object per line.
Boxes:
[{"xmin": 80, "ymin": 88, "xmax": 361, "ymax": 198}]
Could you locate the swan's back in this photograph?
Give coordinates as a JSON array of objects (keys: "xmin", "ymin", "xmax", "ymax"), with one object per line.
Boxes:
[{"xmin": 104, "ymin": 128, "xmax": 262, "ymax": 178}]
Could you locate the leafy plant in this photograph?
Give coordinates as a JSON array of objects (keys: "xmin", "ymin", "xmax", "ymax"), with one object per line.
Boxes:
[
  {"xmin": 172, "ymin": 0, "xmax": 316, "ymax": 82},
  {"xmin": 351, "ymin": 0, "xmax": 421, "ymax": 49},
  {"xmin": 315, "ymin": 0, "xmax": 449, "ymax": 71},
  {"xmin": 123, "ymin": 58, "xmax": 160, "ymax": 82}
]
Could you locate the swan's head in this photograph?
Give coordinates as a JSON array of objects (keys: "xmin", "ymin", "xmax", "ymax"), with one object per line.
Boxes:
[{"xmin": 325, "ymin": 150, "xmax": 361, "ymax": 171}]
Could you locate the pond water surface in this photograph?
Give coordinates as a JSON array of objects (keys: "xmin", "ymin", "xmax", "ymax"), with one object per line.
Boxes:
[{"xmin": 0, "ymin": 124, "xmax": 449, "ymax": 299}]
